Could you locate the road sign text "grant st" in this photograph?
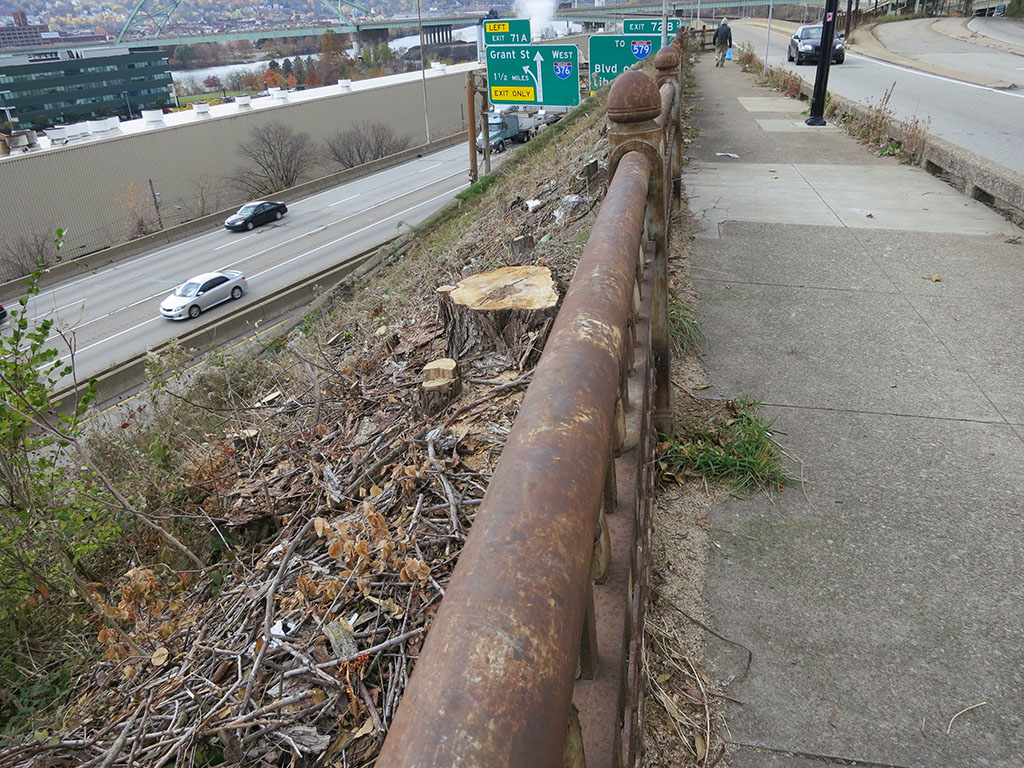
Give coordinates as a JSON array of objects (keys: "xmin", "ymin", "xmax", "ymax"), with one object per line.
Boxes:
[{"xmin": 486, "ymin": 44, "xmax": 580, "ymax": 107}]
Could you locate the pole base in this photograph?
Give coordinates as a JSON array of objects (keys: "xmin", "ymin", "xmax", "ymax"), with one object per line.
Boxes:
[{"xmin": 805, "ymin": 116, "xmax": 827, "ymax": 126}]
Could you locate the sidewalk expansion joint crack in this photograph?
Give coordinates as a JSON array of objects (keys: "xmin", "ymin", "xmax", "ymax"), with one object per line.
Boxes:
[{"xmin": 727, "ymin": 739, "xmax": 915, "ymax": 768}]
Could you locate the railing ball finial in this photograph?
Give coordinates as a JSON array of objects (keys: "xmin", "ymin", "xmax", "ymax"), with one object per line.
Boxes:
[
  {"xmin": 607, "ymin": 71, "xmax": 662, "ymax": 125},
  {"xmin": 654, "ymin": 46, "xmax": 679, "ymax": 87}
]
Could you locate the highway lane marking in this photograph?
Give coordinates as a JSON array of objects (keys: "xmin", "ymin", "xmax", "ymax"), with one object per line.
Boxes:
[
  {"xmin": 21, "ymin": 146, "xmax": 468, "ymax": 309},
  {"xmin": 215, "ymin": 231, "xmax": 260, "ymax": 250},
  {"xmin": 43, "ymin": 288, "xmax": 170, "ymax": 344},
  {"xmin": 25, "ymin": 229, "xmax": 222, "ymax": 311},
  {"xmin": 44, "ymin": 171, "xmax": 468, "ymax": 355},
  {"xmin": 30, "ymin": 170, "xmax": 465, "ymax": 341},
  {"xmin": 220, "ymin": 170, "xmax": 466, "ymax": 271},
  {"xmin": 418, "ymin": 163, "xmax": 443, "ymax": 173},
  {"xmin": 56, "ymin": 183, "xmax": 467, "ymax": 368},
  {"xmin": 56, "ymin": 314, "xmax": 162, "ymax": 363},
  {"xmin": 251, "ymin": 184, "xmax": 470, "ymax": 280},
  {"xmin": 855, "ymin": 54, "xmax": 1024, "ymax": 99},
  {"xmin": 329, "ymin": 193, "xmax": 361, "ymax": 207},
  {"xmin": 288, "ymin": 146, "xmax": 465, "ymax": 206}
]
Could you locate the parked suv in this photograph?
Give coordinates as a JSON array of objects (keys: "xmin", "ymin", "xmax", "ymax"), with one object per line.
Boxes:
[{"xmin": 788, "ymin": 25, "xmax": 845, "ymax": 65}]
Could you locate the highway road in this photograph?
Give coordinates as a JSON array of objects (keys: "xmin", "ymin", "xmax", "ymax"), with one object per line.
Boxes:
[
  {"xmin": 873, "ymin": 17, "xmax": 1024, "ymax": 87},
  {"xmin": 8, "ymin": 143, "xmax": 477, "ymax": 388},
  {"xmin": 732, "ymin": 20, "xmax": 1024, "ymax": 175},
  {"xmin": 968, "ymin": 16, "xmax": 1024, "ymax": 48}
]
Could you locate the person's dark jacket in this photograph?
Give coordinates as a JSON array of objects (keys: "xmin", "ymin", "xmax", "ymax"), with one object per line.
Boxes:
[{"xmin": 713, "ymin": 23, "xmax": 732, "ymax": 47}]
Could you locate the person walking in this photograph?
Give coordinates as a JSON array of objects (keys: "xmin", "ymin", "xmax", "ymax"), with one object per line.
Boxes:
[{"xmin": 713, "ymin": 18, "xmax": 732, "ymax": 67}]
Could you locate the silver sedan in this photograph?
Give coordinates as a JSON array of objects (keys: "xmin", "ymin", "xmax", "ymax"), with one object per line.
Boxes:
[{"xmin": 160, "ymin": 270, "xmax": 248, "ymax": 320}]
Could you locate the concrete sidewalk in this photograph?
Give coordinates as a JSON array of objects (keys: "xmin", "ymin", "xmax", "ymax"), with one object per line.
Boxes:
[{"xmin": 682, "ymin": 57, "xmax": 1024, "ymax": 767}]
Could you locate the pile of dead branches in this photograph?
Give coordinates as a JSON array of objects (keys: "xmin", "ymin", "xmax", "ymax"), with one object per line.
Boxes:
[{"xmin": 0, "ymin": 100, "xmax": 612, "ymax": 768}]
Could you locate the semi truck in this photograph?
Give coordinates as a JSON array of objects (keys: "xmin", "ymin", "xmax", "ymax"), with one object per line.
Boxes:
[{"xmin": 476, "ymin": 107, "xmax": 565, "ymax": 153}]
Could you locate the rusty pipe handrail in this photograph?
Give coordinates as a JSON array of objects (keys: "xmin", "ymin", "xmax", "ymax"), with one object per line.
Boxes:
[
  {"xmin": 378, "ymin": 150, "xmax": 653, "ymax": 768},
  {"xmin": 655, "ymin": 81, "xmax": 675, "ymax": 128}
]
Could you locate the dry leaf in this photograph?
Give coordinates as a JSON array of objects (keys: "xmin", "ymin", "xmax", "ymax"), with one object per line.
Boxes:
[
  {"xmin": 694, "ymin": 731, "xmax": 707, "ymax": 760},
  {"xmin": 866, "ymin": 213, "xmax": 875, "ymax": 218},
  {"xmin": 353, "ymin": 718, "xmax": 375, "ymax": 738},
  {"xmin": 327, "ymin": 539, "xmax": 344, "ymax": 559},
  {"xmin": 314, "ymin": 517, "xmax": 329, "ymax": 538},
  {"xmin": 828, "ymin": 709, "xmax": 839, "ymax": 727},
  {"xmin": 150, "ymin": 646, "xmax": 169, "ymax": 667},
  {"xmin": 656, "ymin": 672, "xmax": 673, "ymax": 684},
  {"xmin": 693, "ymin": 384, "xmax": 712, "ymax": 391}
]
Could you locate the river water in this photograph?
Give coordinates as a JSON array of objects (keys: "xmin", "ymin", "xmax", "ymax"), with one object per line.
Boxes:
[{"xmin": 171, "ymin": 22, "xmax": 577, "ymax": 84}]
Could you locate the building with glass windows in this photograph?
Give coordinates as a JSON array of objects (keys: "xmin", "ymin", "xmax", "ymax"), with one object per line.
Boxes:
[{"xmin": 0, "ymin": 46, "xmax": 171, "ymax": 128}]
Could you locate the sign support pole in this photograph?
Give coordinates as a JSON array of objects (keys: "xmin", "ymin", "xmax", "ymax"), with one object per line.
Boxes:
[{"xmin": 805, "ymin": 0, "xmax": 839, "ymax": 126}]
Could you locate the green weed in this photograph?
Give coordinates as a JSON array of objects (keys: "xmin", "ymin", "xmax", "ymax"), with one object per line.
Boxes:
[
  {"xmin": 668, "ymin": 299, "xmax": 706, "ymax": 356},
  {"xmin": 659, "ymin": 399, "xmax": 791, "ymax": 493}
]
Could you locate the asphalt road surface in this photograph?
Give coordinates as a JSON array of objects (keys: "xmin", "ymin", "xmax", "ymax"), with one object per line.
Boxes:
[
  {"xmin": 969, "ymin": 15, "xmax": 1024, "ymax": 48},
  {"xmin": 732, "ymin": 20, "xmax": 1024, "ymax": 175},
  {"xmin": 873, "ymin": 17, "xmax": 1024, "ymax": 87},
  {"xmin": 11, "ymin": 143, "xmax": 477, "ymax": 387}
]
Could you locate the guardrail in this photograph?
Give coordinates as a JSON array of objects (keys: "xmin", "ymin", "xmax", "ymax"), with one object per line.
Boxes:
[{"xmin": 377, "ymin": 33, "xmax": 690, "ymax": 768}]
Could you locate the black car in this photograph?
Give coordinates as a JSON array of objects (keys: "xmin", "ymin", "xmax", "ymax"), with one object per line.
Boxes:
[
  {"xmin": 0, "ymin": 302, "xmax": 6, "ymax": 325},
  {"xmin": 788, "ymin": 25, "xmax": 845, "ymax": 65},
  {"xmin": 224, "ymin": 201, "xmax": 288, "ymax": 231}
]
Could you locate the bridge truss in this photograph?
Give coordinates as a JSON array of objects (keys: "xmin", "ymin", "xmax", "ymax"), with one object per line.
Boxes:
[{"xmin": 116, "ymin": 0, "xmax": 373, "ymax": 43}]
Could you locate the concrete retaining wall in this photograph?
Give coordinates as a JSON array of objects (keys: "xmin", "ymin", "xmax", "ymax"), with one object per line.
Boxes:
[
  {"xmin": 0, "ymin": 131, "xmax": 466, "ymax": 297},
  {"xmin": 0, "ymin": 68, "xmax": 478, "ymax": 267}
]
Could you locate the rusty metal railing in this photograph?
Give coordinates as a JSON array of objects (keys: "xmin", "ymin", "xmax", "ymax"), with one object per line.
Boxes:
[{"xmin": 378, "ymin": 32, "xmax": 690, "ymax": 768}]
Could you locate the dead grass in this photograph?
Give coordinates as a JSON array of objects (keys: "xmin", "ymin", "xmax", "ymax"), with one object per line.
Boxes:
[{"xmin": 827, "ymin": 83, "xmax": 930, "ymax": 164}]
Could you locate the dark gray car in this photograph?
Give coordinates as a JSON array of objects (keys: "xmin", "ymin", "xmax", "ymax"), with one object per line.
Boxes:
[{"xmin": 788, "ymin": 25, "xmax": 845, "ymax": 65}]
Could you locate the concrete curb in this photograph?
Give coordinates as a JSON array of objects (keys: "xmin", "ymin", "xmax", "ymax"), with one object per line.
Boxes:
[{"xmin": 0, "ymin": 131, "xmax": 466, "ymax": 299}]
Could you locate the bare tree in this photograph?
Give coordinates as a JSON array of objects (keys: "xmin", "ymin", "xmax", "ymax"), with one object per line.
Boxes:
[
  {"xmin": 0, "ymin": 229, "xmax": 60, "ymax": 281},
  {"xmin": 114, "ymin": 183, "xmax": 159, "ymax": 240},
  {"xmin": 229, "ymin": 122, "xmax": 318, "ymax": 199},
  {"xmin": 324, "ymin": 121, "xmax": 412, "ymax": 170}
]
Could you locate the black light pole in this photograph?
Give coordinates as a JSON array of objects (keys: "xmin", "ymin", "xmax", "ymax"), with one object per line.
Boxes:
[{"xmin": 805, "ymin": 0, "xmax": 840, "ymax": 126}]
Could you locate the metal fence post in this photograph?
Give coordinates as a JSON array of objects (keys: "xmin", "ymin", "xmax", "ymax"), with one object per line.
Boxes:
[
  {"xmin": 655, "ymin": 45, "xmax": 682, "ymax": 201},
  {"xmin": 607, "ymin": 72, "xmax": 673, "ymax": 437}
]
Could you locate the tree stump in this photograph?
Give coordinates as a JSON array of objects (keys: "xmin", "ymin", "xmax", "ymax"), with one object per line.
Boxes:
[
  {"xmin": 437, "ymin": 265, "xmax": 558, "ymax": 364},
  {"xmin": 511, "ymin": 234, "xmax": 535, "ymax": 261},
  {"xmin": 420, "ymin": 358, "xmax": 461, "ymax": 415}
]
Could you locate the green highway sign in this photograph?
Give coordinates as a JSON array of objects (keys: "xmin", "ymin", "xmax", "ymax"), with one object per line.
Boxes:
[
  {"xmin": 622, "ymin": 18, "xmax": 683, "ymax": 35},
  {"xmin": 589, "ymin": 35, "xmax": 658, "ymax": 92},
  {"xmin": 486, "ymin": 45, "xmax": 580, "ymax": 107},
  {"xmin": 483, "ymin": 18, "xmax": 531, "ymax": 46}
]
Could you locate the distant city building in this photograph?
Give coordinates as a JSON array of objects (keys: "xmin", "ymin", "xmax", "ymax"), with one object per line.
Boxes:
[
  {"xmin": 0, "ymin": 46, "xmax": 172, "ymax": 127},
  {"xmin": 0, "ymin": 12, "xmax": 51, "ymax": 48}
]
